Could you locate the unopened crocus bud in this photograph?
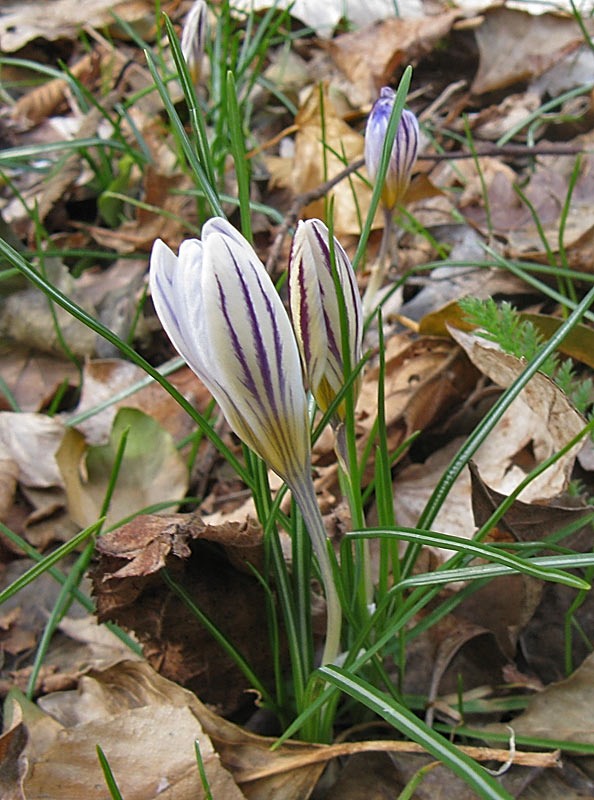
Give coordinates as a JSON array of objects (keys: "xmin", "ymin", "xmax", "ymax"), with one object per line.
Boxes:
[
  {"xmin": 364, "ymin": 87, "xmax": 419, "ymax": 211},
  {"xmin": 289, "ymin": 219, "xmax": 363, "ymax": 422},
  {"xmin": 149, "ymin": 218, "xmax": 310, "ymax": 487},
  {"xmin": 181, "ymin": 0, "xmax": 208, "ymax": 87}
]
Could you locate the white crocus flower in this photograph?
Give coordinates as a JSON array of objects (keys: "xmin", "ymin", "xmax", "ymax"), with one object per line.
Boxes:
[
  {"xmin": 150, "ymin": 218, "xmax": 341, "ymax": 664},
  {"xmin": 150, "ymin": 218, "xmax": 309, "ymax": 486}
]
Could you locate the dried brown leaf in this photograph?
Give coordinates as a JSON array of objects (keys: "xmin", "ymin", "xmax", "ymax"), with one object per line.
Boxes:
[
  {"xmin": 0, "ymin": 0, "xmax": 154, "ymax": 52},
  {"xmin": 472, "ymin": 9, "xmax": 589, "ymax": 94},
  {"xmin": 69, "ymin": 359, "xmax": 204, "ymax": 446},
  {"xmin": 92, "ymin": 514, "xmax": 270, "ymax": 712},
  {"xmin": 449, "ymin": 327, "xmax": 585, "ymax": 501},
  {"xmin": 56, "ymin": 408, "xmax": 188, "ymax": 529},
  {"xmin": 271, "ymin": 84, "xmax": 379, "ymax": 236},
  {"xmin": 327, "ymin": 12, "xmax": 459, "ymax": 101},
  {"xmin": 12, "ymin": 52, "xmax": 101, "ymax": 127},
  {"xmin": 0, "ymin": 344, "xmax": 79, "ymax": 414},
  {"xmin": 22, "ymin": 662, "xmax": 245, "ymax": 800},
  {"xmin": 0, "ymin": 700, "xmax": 27, "ymax": 800},
  {"xmin": 485, "ymin": 650, "xmax": 594, "ymax": 743}
]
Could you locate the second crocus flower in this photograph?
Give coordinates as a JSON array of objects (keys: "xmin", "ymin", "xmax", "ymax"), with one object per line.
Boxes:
[{"xmin": 289, "ymin": 219, "xmax": 363, "ymax": 423}]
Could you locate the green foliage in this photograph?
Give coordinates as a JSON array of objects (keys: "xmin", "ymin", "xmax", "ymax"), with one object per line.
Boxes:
[{"xmin": 460, "ymin": 296, "xmax": 594, "ymax": 421}]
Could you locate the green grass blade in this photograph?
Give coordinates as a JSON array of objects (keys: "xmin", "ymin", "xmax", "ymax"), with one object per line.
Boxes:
[
  {"xmin": 96, "ymin": 745, "xmax": 124, "ymax": 800},
  {"xmin": 320, "ymin": 666, "xmax": 513, "ymax": 800},
  {"xmin": 0, "ymin": 520, "xmax": 103, "ymax": 606},
  {"xmin": 353, "ymin": 527, "xmax": 589, "ymax": 589}
]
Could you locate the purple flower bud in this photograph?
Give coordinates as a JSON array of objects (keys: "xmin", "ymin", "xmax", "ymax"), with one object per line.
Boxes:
[
  {"xmin": 149, "ymin": 218, "xmax": 310, "ymax": 485},
  {"xmin": 289, "ymin": 219, "xmax": 363, "ymax": 421},
  {"xmin": 364, "ymin": 87, "xmax": 419, "ymax": 210}
]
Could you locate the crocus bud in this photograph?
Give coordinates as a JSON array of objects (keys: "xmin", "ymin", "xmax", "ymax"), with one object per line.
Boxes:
[
  {"xmin": 149, "ymin": 218, "xmax": 310, "ymax": 486},
  {"xmin": 180, "ymin": 0, "xmax": 208, "ymax": 87},
  {"xmin": 364, "ymin": 87, "xmax": 419, "ymax": 211},
  {"xmin": 289, "ymin": 219, "xmax": 363, "ymax": 421}
]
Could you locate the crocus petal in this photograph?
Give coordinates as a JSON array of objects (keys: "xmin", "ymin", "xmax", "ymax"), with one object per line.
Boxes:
[
  {"xmin": 289, "ymin": 219, "xmax": 363, "ymax": 417},
  {"xmin": 180, "ymin": 0, "xmax": 208, "ymax": 86},
  {"xmin": 364, "ymin": 87, "xmax": 419, "ymax": 210},
  {"xmin": 150, "ymin": 219, "xmax": 310, "ymax": 484}
]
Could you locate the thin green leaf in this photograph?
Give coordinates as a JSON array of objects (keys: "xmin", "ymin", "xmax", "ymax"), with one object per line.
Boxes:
[{"xmin": 321, "ymin": 666, "xmax": 513, "ymax": 800}]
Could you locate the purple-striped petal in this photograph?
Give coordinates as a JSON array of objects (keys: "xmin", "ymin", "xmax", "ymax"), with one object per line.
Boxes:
[
  {"xmin": 365, "ymin": 87, "xmax": 419, "ymax": 210},
  {"xmin": 289, "ymin": 219, "xmax": 363, "ymax": 418},
  {"xmin": 149, "ymin": 219, "xmax": 310, "ymax": 484}
]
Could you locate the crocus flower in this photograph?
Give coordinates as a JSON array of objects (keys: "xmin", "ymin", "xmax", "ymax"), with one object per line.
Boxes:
[
  {"xmin": 289, "ymin": 219, "xmax": 363, "ymax": 421},
  {"xmin": 149, "ymin": 218, "xmax": 309, "ymax": 487},
  {"xmin": 364, "ymin": 87, "xmax": 419, "ymax": 211},
  {"xmin": 150, "ymin": 218, "xmax": 342, "ymax": 664},
  {"xmin": 180, "ymin": 0, "xmax": 208, "ymax": 87}
]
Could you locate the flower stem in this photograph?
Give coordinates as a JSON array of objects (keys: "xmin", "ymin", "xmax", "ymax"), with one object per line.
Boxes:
[
  {"xmin": 289, "ymin": 474, "xmax": 342, "ymax": 666},
  {"xmin": 362, "ymin": 206, "xmax": 396, "ymax": 318}
]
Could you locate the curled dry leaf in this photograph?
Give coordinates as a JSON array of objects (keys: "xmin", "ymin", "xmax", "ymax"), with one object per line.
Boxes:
[
  {"xmin": 0, "ymin": 0, "xmax": 153, "ymax": 52},
  {"xmin": 485, "ymin": 650, "xmax": 594, "ymax": 745},
  {"xmin": 327, "ymin": 11, "xmax": 459, "ymax": 101},
  {"xmin": 0, "ymin": 412, "xmax": 64, "ymax": 489},
  {"xmin": 472, "ymin": 8, "xmax": 592, "ymax": 94},
  {"xmin": 230, "ymin": 0, "xmax": 423, "ymax": 39},
  {"xmin": 315, "ymin": 334, "xmax": 479, "ymax": 500},
  {"xmin": 0, "ymin": 343, "xmax": 80, "ymax": 414},
  {"xmin": 0, "ymin": 261, "xmax": 97, "ymax": 357},
  {"xmin": 449, "ymin": 327, "xmax": 585, "ymax": 502},
  {"xmin": 21, "ymin": 662, "xmax": 246, "ymax": 800},
  {"xmin": 92, "ymin": 512, "xmax": 271, "ymax": 713}
]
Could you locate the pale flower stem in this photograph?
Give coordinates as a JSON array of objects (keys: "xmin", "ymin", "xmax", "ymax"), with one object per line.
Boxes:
[
  {"xmin": 289, "ymin": 474, "xmax": 342, "ymax": 666},
  {"xmin": 362, "ymin": 206, "xmax": 396, "ymax": 318},
  {"xmin": 334, "ymin": 425, "xmax": 373, "ymax": 607}
]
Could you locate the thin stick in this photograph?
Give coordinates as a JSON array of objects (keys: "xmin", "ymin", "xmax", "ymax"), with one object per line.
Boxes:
[
  {"xmin": 237, "ymin": 738, "xmax": 561, "ymax": 783},
  {"xmin": 265, "ymin": 143, "xmax": 583, "ymax": 274}
]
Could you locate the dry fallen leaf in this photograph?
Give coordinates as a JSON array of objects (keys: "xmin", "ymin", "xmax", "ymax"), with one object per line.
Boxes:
[
  {"xmin": 56, "ymin": 408, "xmax": 188, "ymax": 529},
  {"xmin": 92, "ymin": 513, "xmax": 271, "ymax": 713},
  {"xmin": 230, "ymin": 0, "xmax": 424, "ymax": 38},
  {"xmin": 0, "ymin": 344, "xmax": 79, "ymax": 414},
  {"xmin": 449, "ymin": 327, "xmax": 585, "ymax": 501},
  {"xmin": 472, "ymin": 8, "xmax": 591, "ymax": 94},
  {"xmin": 268, "ymin": 84, "xmax": 379, "ymax": 236},
  {"xmin": 0, "ymin": 699, "xmax": 27, "ymax": 800},
  {"xmin": 0, "ymin": 412, "xmax": 64, "ymax": 489},
  {"xmin": 0, "ymin": 0, "xmax": 154, "ymax": 52},
  {"xmin": 485, "ymin": 650, "xmax": 594, "ymax": 744},
  {"xmin": 327, "ymin": 12, "xmax": 459, "ymax": 101},
  {"xmin": 68, "ymin": 359, "xmax": 203, "ymax": 446},
  {"xmin": 21, "ymin": 662, "xmax": 246, "ymax": 800}
]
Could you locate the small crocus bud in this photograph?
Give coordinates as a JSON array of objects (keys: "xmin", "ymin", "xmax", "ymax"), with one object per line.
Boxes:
[
  {"xmin": 149, "ymin": 218, "xmax": 310, "ymax": 486},
  {"xmin": 289, "ymin": 219, "xmax": 363, "ymax": 421},
  {"xmin": 364, "ymin": 87, "xmax": 419, "ymax": 211},
  {"xmin": 180, "ymin": 0, "xmax": 208, "ymax": 87}
]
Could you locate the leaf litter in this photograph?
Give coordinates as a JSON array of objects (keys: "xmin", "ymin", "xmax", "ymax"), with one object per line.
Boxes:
[{"xmin": 0, "ymin": 0, "xmax": 594, "ymax": 797}]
